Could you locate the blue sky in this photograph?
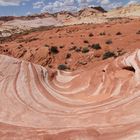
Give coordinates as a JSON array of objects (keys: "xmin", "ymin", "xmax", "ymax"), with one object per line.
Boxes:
[{"xmin": 0, "ymin": 0, "xmax": 140, "ymax": 16}]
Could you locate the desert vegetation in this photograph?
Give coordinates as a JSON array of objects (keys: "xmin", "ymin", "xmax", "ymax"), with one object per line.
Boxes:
[
  {"xmin": 58, "ymin": 64, "xmax": 69, "ymax": 70},
  {"xmin": 136, "ymin": 30, "xmax": 140, "ymax": 34},
  {"xmin": 99, "ymin": 32, "xmax": 106, "ymax": 36},
  {"xmin": 44, "ymin": 44, "xmax": 49, "ymax": 47},
  {"xmin": 82, "ymin": 47, "xmax": 89, "ymax": 53},
  {"xmin": 116, "ymin": 32, "xmax": 122, "ymax": 35},
  {"xmin": 50, "ymin": 46, "xmax": 59, "ymax": 54},
  {"xmin": 89, "ymin": 33, "xmax": 94, "ymax": 37},
  {"xmin": 91, "ymin": 43, "xmax": 101, "ymax": 50},
  {"xmin": 17, "ymin": 37, "xmax": 38, "ymax": 43},
  {"xmin": 102, "ymin": 51, "xmax": 116, "ymax": 60},
  {"xmin": 75, "ymin": 47, "xmax": 81, "ymax": 52},
  {"xmin": 106, "ymin": 39, "xmax": 113, "ymax": 45},
  {"xmin": 66, "ymin": 53, "xmax": 71, "ymax": 59},
  {"xmin": 83, "ymin": 40, "xmax": 89, "ymax": 44}
]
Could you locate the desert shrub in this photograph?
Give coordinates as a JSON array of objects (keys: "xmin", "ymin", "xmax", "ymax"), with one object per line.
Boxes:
[
  {"xmin": 45, "ymin": 44, "xmax": 49, "ymax": 47},
  {"xmin": 78, "ymin": 61, "xmax": 87, "ymax": 65},
  {"xmin": 17, "ymin": 39, "xmax": 25, "ymax": 43},
  {"xmin": 89, "ymin": 33, "xmax": 94, "ymax": 37},
  {"xmin": 116, "ymin": 32, "xmax": 122, "ymax": 35},
  {"xmin": 50, "ymin": 46, "xmax": 59, "ymax": 54},
  {"xmin": 60, "ymin": 45, "xmax": 64, "ymax": 49},
  {"xmin": 28, "ymin": 38, "xmax": 38, "ymax": 42},
  {"xmin": 136, "ymin": 30, "xmax": 140, "ymax": 34},
  {"xmin": 66, "ymin": 53, "xmax": 71, "ymax": 59},
  {"xmin": 17, "ymin": 44, "xmax": 23, "ymax": 49},
  {"xmin": 75, "ymin": 48, "xmax": 81, "ymax": 52},
  {"xmin": 106, "ymin": 39, "xmax": 112, "ymax": 45},
  {"xmin": 58, "ymin": 64, "xmax": 68, "ymax": 70},
  {"xmin": 100, "ymin": 32, "xmax": 106, "ymax": 36},
  {"xmin": 69, "ymin": 46, "xmax": 77, "ymax": 51},
  {"xmin": 82, "ymin": 47, "xmax": 89, "ymax": 53},
  {"xmin": 56, "ymin": 29, "xmax": 60, "ymax": 33},
  {"xmin": 91, "ymin": 43, "xmax": 101, "ymax": 50},
  {"xmin": 83, "ymin": 40, "xmax": 89, "ymax": 44},
  {"xmin": 116, "ymin": 49, "xmax": 126, "ymax": 57},
  {"xmin": 102, "ymin": 51, "xmax": 116, "ymax": 60},
  {"xmin": 17, "ymin": 37, "xmax": 38, "ymax": 43}
]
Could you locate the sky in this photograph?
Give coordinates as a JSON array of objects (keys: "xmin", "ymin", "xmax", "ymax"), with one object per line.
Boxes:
[{"xmin": 0, "ymin": 0, "xmax": 140, "ymax": 16}]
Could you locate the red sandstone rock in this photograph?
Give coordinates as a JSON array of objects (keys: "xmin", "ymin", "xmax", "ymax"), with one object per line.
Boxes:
[{"xmin": 0, "ymin": 49, "xmax": 139, "ymax": 139}]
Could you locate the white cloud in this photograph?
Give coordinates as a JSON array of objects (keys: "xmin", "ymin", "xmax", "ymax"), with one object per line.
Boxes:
[
  {"xmin": 77, "ymin": 0, "xmax": 93, "ymax": 4},
  {"xmin": 64, "ymin": 0, "xmax": 75, "ymax": 6},
  {"xmin": 41, "ymin": 1, "xmax": 77, "ymax": 13},
  {"xmin": 33, "ymin": 0, "xmax": 131, "ymax": 13},
  {"xmin": 127, "ymin": 0, "xmax": 140, "ymax": 5},
  {"xmin": 0, "ymin": 0, "xmax": 29, "ymax": 6},
  {"xmin": 33, "ymin": 1, "xmax": 45, "ymax": 9},
  {"xmin": 99, "ymin": 0, "xmax": 110, "ymax": 5},
  {"xmin": 40, "ymin": 0, "xmax": 76, "ymax": 13},
  {"xmin": 107, "ymin": 2, "xmax": 123, "ymax": 9},
  {"xmin": 26, "ymin": 11, "xmax": 31, "ymax": 15},
  {"xmin": 39, "ymin": 0, "xmax": 94, "ymax": 13}
]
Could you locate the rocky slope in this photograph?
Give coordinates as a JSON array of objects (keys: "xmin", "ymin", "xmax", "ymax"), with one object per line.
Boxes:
[
  {"xmin": 0, "ymin": 49, "xmax": 139, "ymax": 139},
  {"xmin": 0, "ymin": 18, "xmax": 139, "ymax": 70},
  {"xmin": 0, "ymin": 4, "xmax": 140, "ymax": 37},
  {"xmin": 107, "ymin": 4, "xmax": 140, "ymax": 18}
]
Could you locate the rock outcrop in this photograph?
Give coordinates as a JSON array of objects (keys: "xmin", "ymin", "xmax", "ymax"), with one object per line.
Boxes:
[
  {"xmin": 107, "ymin": 4, "xmax": 140, "ymax": 18},
  {"xmin": 0, "ymin": 4, "xmax": 140, "ymax": 37},
  {"xmin": 0, "ymin": 49, "xmax": 139, "ymax": 139}
]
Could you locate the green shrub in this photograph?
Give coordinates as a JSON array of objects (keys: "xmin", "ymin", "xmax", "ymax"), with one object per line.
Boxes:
[
  {"xmin": 75, "ymin": 48, "xmax": 81, "ymax": 52},
  {"xmin": 100, "ymin": 32, "xmax": 106, "ymax": 36},
  {"xmin": 106, "ymin": 39, "xmax": 112, "ymax": 45},
  {"xmin": 58, "ymin": 64, "xmax": 68, "ymax": 70},
  {"xmin": 45, "ymin": 44, "xmax": 49, "ymax": 47},
  {"xmin": 91, "ymin": 44, "xmax": 101, "ymax": 50},
  {"xmin": 50, "ymin": 46, "xmax": 59, "ymax": 54},
  {"xmin": 116, "ymin": 49, "xmax": 126, "ymax": 57},
  {"xmin": 102, "ymin": 51, "xmax": 116, "ymax": 60},
  {"xmin": 66, "ymin": 53, "xmax": 71, "ymax": 59},
  {"xmin": 89, "ymin": 33, "xmax": 94, "ymax": 37},
  {"xmin": 78, "ymin": 61, "xmax": 87, "ymax": 65},
  {"xmin": 82, "ymin": 47, "xmax": 89, "ymax": 53}
]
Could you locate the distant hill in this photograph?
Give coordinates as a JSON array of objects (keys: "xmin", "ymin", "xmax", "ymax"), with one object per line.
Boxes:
[{"xmin": 0, "ymin": 4, "xmax": 140, "ymax": 37}]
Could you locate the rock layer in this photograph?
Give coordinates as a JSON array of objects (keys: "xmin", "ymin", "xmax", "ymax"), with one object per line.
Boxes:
[
  {"xmin": 0, "ymin": 50, "xmax": 140, "ymax": 139},
  {"xmin": 0, "ymin": 4, "xmax": 140, "ymax": 37}
]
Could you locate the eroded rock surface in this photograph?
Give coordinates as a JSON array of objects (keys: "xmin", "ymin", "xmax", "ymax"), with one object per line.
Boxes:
[{"xmin": 0, "ymin": 50, "xmax": 140, "ymax": 139}]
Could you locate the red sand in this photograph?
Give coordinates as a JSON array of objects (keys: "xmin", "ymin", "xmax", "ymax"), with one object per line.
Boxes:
[{"xmin": 0, "ymin": 18, "xmax": 140, "ymax": 70}]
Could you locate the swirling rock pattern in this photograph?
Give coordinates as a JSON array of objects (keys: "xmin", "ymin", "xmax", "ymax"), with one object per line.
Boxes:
[{"xmin": 0, "ymin": 50, "xmax": 140, "ymax": 140}]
